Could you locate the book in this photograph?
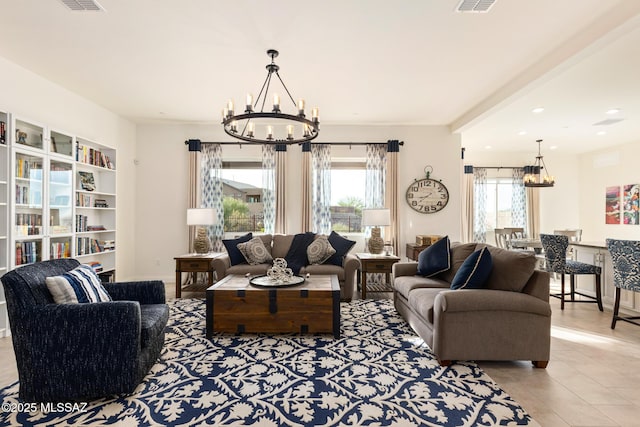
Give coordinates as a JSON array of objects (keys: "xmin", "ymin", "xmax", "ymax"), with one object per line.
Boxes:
[{"xmin": 78, "ymin": 171, "xmax": 96, "ymax": 191}]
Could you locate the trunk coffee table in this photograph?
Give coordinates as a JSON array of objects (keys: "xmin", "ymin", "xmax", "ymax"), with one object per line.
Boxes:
[{"xmin": 206, "ymin": 274, "xmax": 340, "ymax": 338}]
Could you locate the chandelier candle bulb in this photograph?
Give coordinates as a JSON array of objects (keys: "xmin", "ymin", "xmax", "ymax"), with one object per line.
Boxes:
[
  {"xmin": 222, "ymin": 108, "xmax": 228, "ymax": 121},
  {"xmin": 227, "ymin": 100, "xmax": 234, "ymax": 116},
  {"xmin": 287, "ymin": 125, "xmax": 294, "ymax": 140},
  {"xmin": 298, "ymin": 99, "xmax": 305, "ymax": 115},
  {"xmin": 230, "ymin": 121, "xmax": 237, "ymax": 133},
  {"xmin": 312, "ymin": 107, "xmax": 319, "ymax": 122},
  {"xmin": 245, "ymin": 94, "xmax": 253, "ymax": 112},
  {"xmin": 247, "ymin": 122, "xmax": 255, "ymax": 137},
  {"xmin": 267, "ymin": 126, "xmax": 273, "ymax": 140},
  {"xmin": 273, "ymin": 94, "xmax": 280, "ymax": 111}
]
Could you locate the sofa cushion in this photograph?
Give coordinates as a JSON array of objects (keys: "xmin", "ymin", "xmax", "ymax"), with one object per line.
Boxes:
[
  {"xmin": 326, "ymin": 231, "xmax": 356, "ymax": 266},
  {"xmin": 407, "ymin": 288, "xmax": 443, "ymax": 324},
  {"xmin": 237, "ymin": 236, "xmax": 273, "ymax": 265},
  {"xmin": 307, "ymin": 235, "xmax": 336, "ymax": 264},
  {"xmin": 438, "ymin": 243, "xmax": 479, "ymax": 283},
  {"xmin": 257, "ymin": 234, "xmax": 273, "ymax": 257},
  {"xmin": 450, "ymin": 247, "xmax": 493, "ymax": 290},
  {"xmin": 393, "ymin": 275, "xmax": 449, "ymax": 300},
  {"xmin": 45, "ymin": 264, "xmax": 112, "ymax": 304},
  {"xmin": 416, "ymin": 236, "xmax": 450, "ymax": 277},
  {"xmin": 485, "ymin": 246, "xmax": 537, "ymax": 292},
  {"xmin": 223, "ymin": 233, "xmax": 253, "ymax": 266},
  {"xmin": 272, "ymin": 234, "xmax": 295, "ymax": 259},
  {"xmin": 140, "ymin": 304, "xmax": 169, "ymax": 350},
  {"xmin": 301, "ymin": 264, "xmax": 345, "ymax": 281}
]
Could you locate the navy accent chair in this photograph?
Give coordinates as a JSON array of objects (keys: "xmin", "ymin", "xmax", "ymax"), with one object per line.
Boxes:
[
  {"xmin": 540, "ymin": 234, "xmax": 603, "ymax": 311},
  {"xmin": 1, "ymin": 259, "xmax": 169, "ymax": 402},
  {"xmin": 606, "ymin": 239, "xmax": 640, "ymax": 329}
]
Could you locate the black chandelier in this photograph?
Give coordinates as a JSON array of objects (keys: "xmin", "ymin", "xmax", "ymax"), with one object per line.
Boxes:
[
  {"xmin": 523, "ymin": 139, "xmax": 555, "ymax": 188},
  {"xmin": 221, "ymin": 49, "xmax": 320, "ymax": 144}
]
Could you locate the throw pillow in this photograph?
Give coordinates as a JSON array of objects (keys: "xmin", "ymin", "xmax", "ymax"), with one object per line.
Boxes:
[
  {"xmin": 285, "ymin": 232, "xmax": 317, "ymax": 274},
  {"xmin": 416, "ymin": 236, "xmax": 451, "ymax": 277},
  {"xmin": 450, "ymin": 247, "xmax": 493, "ymax": 290},
  {"xmin": 223, "ymin": 233, "xmax": 253, "ymax": 266},
  {"xmin": 485, "ymin": 246, "xmax": 537, "ymax": 292},
  {"xmin": 307, "ymin": 235, "xmax": 336, "ymax": 264},
  {"xmin": 237, "ymin": 236, "xmax": 273, "ymax": 265},
  {"xmin": 326, "ymin": 231, "xmax": 356, "ymax": 266},
  {"xmin": 46, "ymin": 264, "xmax": 112, "ymax": 304}
]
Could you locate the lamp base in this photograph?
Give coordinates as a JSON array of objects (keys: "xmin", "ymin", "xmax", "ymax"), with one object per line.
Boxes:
[
  {"xmin": 193, "ymin": 227, "xmax": 211, "ymax": 254},
  {"xmin": 367, "ymin": 227, "xmax": 384, "ymax": 254}
]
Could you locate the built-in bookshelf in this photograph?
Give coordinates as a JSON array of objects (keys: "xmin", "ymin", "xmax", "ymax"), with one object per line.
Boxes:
[
  {"xmin": 74, "ymin": 137, "xmax": 116, "ymax": 274},
  {"xmin": 0, "ymin": 111, "xmax": 9, "ymax": 337}
]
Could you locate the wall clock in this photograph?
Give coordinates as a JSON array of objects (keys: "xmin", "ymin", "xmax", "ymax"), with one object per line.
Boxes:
[{"xmin": 406, "ymin": 166, "xmax": 449, "ymax": 214}]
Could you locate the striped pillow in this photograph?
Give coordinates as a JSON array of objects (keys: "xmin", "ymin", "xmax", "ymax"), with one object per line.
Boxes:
[{"xmin": 46, "ymin": 265, "xmax": 112, "ymax": 304}]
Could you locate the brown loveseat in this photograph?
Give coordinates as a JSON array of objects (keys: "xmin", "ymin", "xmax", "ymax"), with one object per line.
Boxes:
[
  {"xmin": 392, "ymin": 243, "xmax": 551, "ymax": 367},
  {"xmin": 212, "ymin": 234, "xmax": 360, "ymax": 301}
]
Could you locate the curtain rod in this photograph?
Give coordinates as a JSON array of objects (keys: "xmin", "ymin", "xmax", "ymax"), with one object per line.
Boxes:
[{"xmin": 469, "ymin": 166, "xmax": 525, "ymax": 169}]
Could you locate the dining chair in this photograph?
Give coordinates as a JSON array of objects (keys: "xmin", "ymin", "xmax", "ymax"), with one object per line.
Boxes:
[
  {"xmin": 606, "ymin": 238, "xmax": 640, "ymax": 329},
  {"xmin": 504, "ymin": 227, "xmax": 525, "ymax": 239},
  {"xmin": 494, "ymin": 228, "xmax": 509, "ymax": 249},
  {"xmin": 540, "ymin": 234, "xmax": 603, "ymax": 311},
  {"xmin": 554, "ymin": 229, "xmax": 582, "ymax": 260}
]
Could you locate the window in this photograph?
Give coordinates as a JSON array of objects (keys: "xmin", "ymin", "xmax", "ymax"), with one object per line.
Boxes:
[
  {"xmin": 221, "ymin": 161, "xmax": 264, "ymax": 233},
  {"xmin": 482, "ymin": 176, "xmax": 526, "ymax": 244},
  {"xmin": 330, "ymin": 160, "xmax": 366, "ymax": 232}
]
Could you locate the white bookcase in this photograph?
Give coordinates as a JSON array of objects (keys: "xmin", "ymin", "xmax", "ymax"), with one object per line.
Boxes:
[
  {"xmin": 74, "ymin": 137, "xmax": 116, "ymax": 276},
  {"xmin": 0, "ymin": 110, "xmax": 9, "ymax": 337}
]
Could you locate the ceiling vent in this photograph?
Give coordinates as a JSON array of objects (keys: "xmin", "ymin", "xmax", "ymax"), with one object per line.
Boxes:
[
  {"xmin": 593, "ymin": 118, "xmax": 625, "ymax": 126},
  {"xmin": 456, "ymin": 0, "xmax": 496, "ymax": 13},
  {"xmin": 58, "ymin": 0, "xmax": 104, "ymax": 11}
]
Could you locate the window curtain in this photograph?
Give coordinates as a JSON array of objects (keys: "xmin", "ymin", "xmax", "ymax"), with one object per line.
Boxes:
[
  {"xmin": 472, "ymin": 167, "xmax": 487, "ymax": 243},
  {"xmin": 301, "ymin": 143, "xmax": 312, "ymax": 231},
  {"xmin": 527, "ymin": 188, "xmax": 540, "ymax": 238},
  {"xmin": 461, "ymin": 166, "xmax": 474, "ymax": 243},
  {"xmin": 201, "ymin": 144, "xmax": 225, "ymax": 251},
  {"xmin": 386, "ymin": 140, "xmax": 400, "ymax": 255},
  {"xmin": 366, "ymin": 144, "xmax": 387, "ymax": 285},
  {"xmin": 187, "ymin": 148, "xmax": 200, "ymax": 252},
  {"xmin": 511, "ymin": 168, "xmax": 526, "ymax": 230},
  {"xmin": 311, "ymin": 144, "xmax": 331, "ymax": 234},
  {"xmin": 262, "ymin": 145, "xmax": 276, "ymax": 234}
]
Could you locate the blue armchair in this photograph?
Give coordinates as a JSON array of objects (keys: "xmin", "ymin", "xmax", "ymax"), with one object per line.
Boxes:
[{"xmin": 1, "ymin": 259, "xmax": 169, "ymax": 402}]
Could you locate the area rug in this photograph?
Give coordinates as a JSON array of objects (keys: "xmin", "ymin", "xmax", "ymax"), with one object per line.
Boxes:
[{"xmin": 0, "ymin": 299, "xmax": 532, "ymax": 426}]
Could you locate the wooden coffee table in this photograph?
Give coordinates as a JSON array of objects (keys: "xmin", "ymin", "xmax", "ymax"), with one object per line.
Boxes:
[{"xmin": 206, "ymin": 274, "xmax": 340, "ymax": 338}]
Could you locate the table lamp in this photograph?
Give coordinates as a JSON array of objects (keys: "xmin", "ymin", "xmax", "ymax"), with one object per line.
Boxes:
[
  {"xmin": 187, "ymin": 208, "xmax": 217, "ymax": 254},
  {"xmin": 362, "ymin": 208, "xmax": 390, "ymax": 254}
]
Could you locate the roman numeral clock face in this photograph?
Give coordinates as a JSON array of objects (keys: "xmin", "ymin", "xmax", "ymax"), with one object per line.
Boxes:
[{"xmin": 406, "ymin": 178, "xmax": 449, "ymax": 214}]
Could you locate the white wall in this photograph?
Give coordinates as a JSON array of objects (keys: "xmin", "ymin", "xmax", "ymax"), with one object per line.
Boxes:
[
  {"xmin": 0, "ymin": 56, "xmax": 138, "ymax": 279},
  {"xmin": 462, "ymin": 148, "xmax": 582, "ymax": 236},
  {"xmin": 579, "ymin": 140, "xmax": 640, "ymax": 242},
  {"xmin": 135, "ymin": 123, "xmax": 461, "ymax": 282}
]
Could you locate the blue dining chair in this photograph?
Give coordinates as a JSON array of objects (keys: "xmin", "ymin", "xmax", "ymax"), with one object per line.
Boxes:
[
  {"xmin": 606, "ymin": 238, "xmax": 640, "ymax": 329},
  {"xmin": 540, "ymin": 234, "xmax": 603, "ymax": 311}
]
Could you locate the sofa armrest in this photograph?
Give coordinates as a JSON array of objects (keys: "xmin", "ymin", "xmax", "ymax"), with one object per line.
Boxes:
[
  {"xmin": 435, "ymin": 289, "xmax": 551, "ymax": 317},
  {"xmin": 392, "ymin": 262, "xmax": 419, "ymax": 278},
  {"xmin": 521, "ymin": 270, "xmax": 551, "ymax": 302},
  {"xmin": 340, "ymin": 254, "xmax": 360, "ymax": 301},
  {"xmin": 212, "ymin": 254, "xmax": 232, "ymax": 280},
  {"xmin": 104, "ymin": 280, "xmax": 166, "ymax": 304}
]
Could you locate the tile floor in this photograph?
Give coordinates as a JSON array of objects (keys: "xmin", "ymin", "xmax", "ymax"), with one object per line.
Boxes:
[{"xmin": 0, "ymin": 278, "xmax": 638, "ymax": 426}]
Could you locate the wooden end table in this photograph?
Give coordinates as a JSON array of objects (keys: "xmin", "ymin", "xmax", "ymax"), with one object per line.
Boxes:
[
  {"xmin": 174, "ymin": 253, "xmax": 222, "ymax": 298},
  {"xmin": 355, "ymin": 253, "xmax": 400, "ymax": 299},
  {"xmin": 206, "ymin": 274, "xmax": 340, "ymax": 338}
]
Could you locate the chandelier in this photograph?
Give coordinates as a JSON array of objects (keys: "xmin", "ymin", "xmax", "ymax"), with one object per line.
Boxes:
[
  {"xmin": 221, "ymin": 49, "xmax": 320, "ymax": 144},
  {"xmin": 523, "ymin": 139, "xmax": 555, "ymax": 188}
]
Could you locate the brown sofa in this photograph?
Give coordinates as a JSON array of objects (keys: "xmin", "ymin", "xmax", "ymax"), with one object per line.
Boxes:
[
  {"xmin": 392, "ymin": 242, "xmax": 551, "ymax": 367},
  {"xmin": 212, "ymin": 234, "xmax": 360, "ymax": 301}
]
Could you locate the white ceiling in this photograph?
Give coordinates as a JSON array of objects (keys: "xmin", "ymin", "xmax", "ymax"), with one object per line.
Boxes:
[{"xmin": 1, "ymin": 0, "xmax": 639, "ymax": 154}]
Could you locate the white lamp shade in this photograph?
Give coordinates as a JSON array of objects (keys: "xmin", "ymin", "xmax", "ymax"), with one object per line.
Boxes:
[
  {"xmin": 362, "ymin": 208, "xmax": 390, "ymax": 227},
  {"xmin": 187, "ymin": 208, "xmax": 217, "ymax": 226}
]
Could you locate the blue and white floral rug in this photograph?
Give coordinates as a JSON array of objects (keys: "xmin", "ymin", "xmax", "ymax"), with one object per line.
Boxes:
[{"xmin": 0, "ymin": 298, "xmax": 532, "ymax": 426}]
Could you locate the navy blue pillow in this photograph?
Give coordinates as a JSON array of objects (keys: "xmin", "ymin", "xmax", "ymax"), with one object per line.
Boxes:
[
  {"xmin": 450, "ymin": 247, "xmax": 493, "ymax": 290},
  {"xmin": 417, "ymin": 236, "xmax": 450, "ymax": 277},
  {"xmin": 326, "ymin": 231, "xmax": 356, "ymax": 266},
  {"xmin": 223, "ymin": 233, "xmax": 253, "ymax": 266},
  {"xmin": 285, "ymin": 232, "xmax": 316, "ymax": 274}
]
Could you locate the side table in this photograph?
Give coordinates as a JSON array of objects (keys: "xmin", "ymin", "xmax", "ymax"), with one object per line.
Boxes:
[
  {"xmin": 406, "ymin": 243, "xmax": 430, "ymax": 261},
  {"xmin": 174, "ymin": 253, "xmax": 222, "ymax": 298},
  {"xmin": 355, "ymin": 253, "xmax": 400, "ymax": 299}
]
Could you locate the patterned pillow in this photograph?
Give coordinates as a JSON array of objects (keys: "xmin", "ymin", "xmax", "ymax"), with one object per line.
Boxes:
[
  {"xmin": 237, "ymin": 236, "xmax": 273, "ymax": 265},
  {"xmin": 307, "ymin": 235, "xmax": 336, "ymax": 264},
  {"xmin": 45, "ymin": 264, "xmax": 112, "ymax": 304}
]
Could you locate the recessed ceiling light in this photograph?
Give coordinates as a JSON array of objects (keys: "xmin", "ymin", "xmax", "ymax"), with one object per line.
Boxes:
[
  {"xmin": 532, "ymin": 107, "xmax": 545, "ymax": 113},
  {"xmin": 550, "ymin": 146, "xmax": 558, "ymax": 150},
  {"xmin": 484, "ymin": 145, "xmax": 492, "ymax": 150},
  {"xmin": 597, "ymin": 131, "xmax": 607, "ymax": 136},
  {"xmin": 518, "ymin": 130, "xmax": 527, "ymax": 135},
  {"xmin": 606, "ymin": 108, "xmax": 621, "ymax": 115}
]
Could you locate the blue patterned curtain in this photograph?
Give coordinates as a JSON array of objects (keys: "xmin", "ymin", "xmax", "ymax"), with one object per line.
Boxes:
[
  {"xmin": 511, "ymin": 168, "xmax": 526, "ymax": 230},
  {"xmin": 201, "ymin": 144, "xmax": 224, "ymax": 251},
  {"xmin": 311, "ymin": 144, "xmax": 331, "ymax": 234},
  {"xmin": 365, "ymin": 144, "xmax": 386, "ymax": 209},
  {"xmin": 262, "ymin": 145, "xmax": 276, "ymax": 234},
  {"xmin": 473, "ymin": 168, "xmax": 487, "ymax": 243}
]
